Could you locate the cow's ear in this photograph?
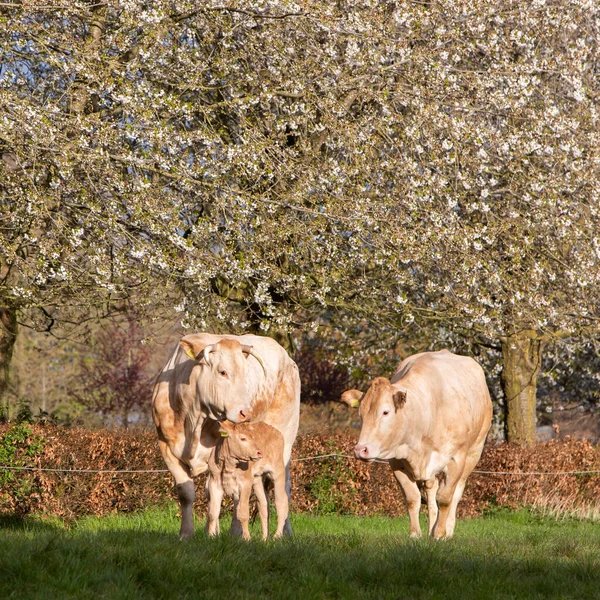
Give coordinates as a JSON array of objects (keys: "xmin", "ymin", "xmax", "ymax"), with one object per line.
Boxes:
[
  {"xmin": 180, "ymin": 337, "xmax": 200, "ymax": 361},
  {"xmin": 341, "ymin": 389, "xmax": 363, "ymax": 408},
  {"xmin": 392, "ymin": 390, "xmax": 407, "ymax": 409}
]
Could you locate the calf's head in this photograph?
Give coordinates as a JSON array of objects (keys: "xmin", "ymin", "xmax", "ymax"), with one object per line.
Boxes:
[
  {"xmin": 180, "ymin": 336, "xmax": 266, "ymax": 423},
  {"xmin": 341, "ymin": 377, "xmax": 407, "ymax": 461},
  {"xmin": 218, "ymin": 421, "xmax": 264, "ymax": 462}
]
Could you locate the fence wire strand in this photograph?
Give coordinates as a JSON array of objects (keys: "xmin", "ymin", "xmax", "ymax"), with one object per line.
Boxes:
[{"xmin": 1, "ymin": 453, "xmax": 600, "ymax": 476}]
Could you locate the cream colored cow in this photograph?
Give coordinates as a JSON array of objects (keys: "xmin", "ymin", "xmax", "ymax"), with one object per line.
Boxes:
[
  {"xmin": 152, "ymin": 333, "xmax": 300, "ymax": 539},
  {"xmin": 206, "ymin": 420, "xmax": 289, "ymax": 541},
  {"xmin": 342, "ymin": 350, "xmax": 492, "ymax": 539}
]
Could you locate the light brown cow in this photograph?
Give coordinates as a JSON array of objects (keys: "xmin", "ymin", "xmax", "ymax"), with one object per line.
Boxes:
[
  {"xmin": 152, "ymin": 333, "xmax": 300, "ymax": 539},
  {"xmin": 206, "ymin": 420, "xmax": 289, "ymax": 541},
  {"xmin": 342, "ymin": 350, "xmax": 492, "ymax": 539}
]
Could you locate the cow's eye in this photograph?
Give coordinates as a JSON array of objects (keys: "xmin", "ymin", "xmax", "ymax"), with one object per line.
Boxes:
[
  {"xmin": 219, "ymin": 370, "xmax": 227, "ymax": 377},
  {"xmin": 240, "ymin": 437, "xmax": 247, "ymax": 442},
  {"xmin": 382, "ymin": 409, "xmax": 390, "ymax": 416}
]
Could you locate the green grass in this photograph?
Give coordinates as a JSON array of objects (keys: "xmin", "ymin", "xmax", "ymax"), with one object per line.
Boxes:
[{"xmin": 1, "ymin": 507, "xmax": 599, "ymax": 599}]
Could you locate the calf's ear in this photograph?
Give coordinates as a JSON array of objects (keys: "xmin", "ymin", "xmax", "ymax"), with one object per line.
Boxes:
[
  {"xmin": 341, "ymin": 389, "xmax": 364, "ymax": 408},
  {"xmin": 392, "ymin": 390, "xmax": 407, "ymax": 409},
  {"xmin": 219, "ymin": 420, "xmax": 234, "ymax": 437}
]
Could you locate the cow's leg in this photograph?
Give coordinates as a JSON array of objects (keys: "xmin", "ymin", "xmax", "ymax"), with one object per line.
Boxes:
[
  {"xmin": 253, "ymin": 477, "xmax": 270, "ymax": 540},
  {"xmin": 263, "ymin": 476, "xmax": 272, "ymax": 526},
  {"xmin": 158, "ymin": 438, "xmax": 196, "ymax": 539},
  {"xmin": 431, "ymin": 456, "xmax": 466, "ymax": 540},
  {"xmin": 424, "ymin": 477, "xmax": 439, "ymax": 537},
  {"xmin": 272, "ymin": 472, "xmax": 289, "ymax": 539},
  {"xmin": 444, "ymin": 437, "xmax": 487, "ymax": 538},
  {"xmin": 177, "ymin": 480, "xmax": 196, "ymax": 540},
  {"xmin": 282, "ymin": 461, "xmax": 293, "ymax": 536},
  {"xmin": 392, "ymin": 466, "xmax": 422, "ymax": 538},
  {"xmin": 444, "ymin": 479, "xmax": 466, "ymax": 539},
  {"xmin": 205, "ymin": 475, "xmax": 224, "ymax": 537}
]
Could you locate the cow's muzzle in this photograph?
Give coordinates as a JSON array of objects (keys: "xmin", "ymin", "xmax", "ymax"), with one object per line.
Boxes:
[
  {"xmin": 354, "ymin": 444, "xmax": 373, "ymax": 461},
  {"xmin": 228, "ymin": 407, "xmax": 253, "ymax": 423}
]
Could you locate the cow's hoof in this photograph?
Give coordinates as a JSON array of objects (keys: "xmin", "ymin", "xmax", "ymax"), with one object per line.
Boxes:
[{"xmin": 432, "ymin": 530, "xmax": 451, "ymax": 541}]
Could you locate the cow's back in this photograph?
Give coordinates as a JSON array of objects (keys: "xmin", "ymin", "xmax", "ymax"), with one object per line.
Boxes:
[{"xmin": 391, "ymin": 350, "xmax": 492, "ymax": 447}]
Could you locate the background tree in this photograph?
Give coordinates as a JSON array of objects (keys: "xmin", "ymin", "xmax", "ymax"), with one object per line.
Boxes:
[
  {"xmin": 68, "ymin": 316, "xmax": 155, "ymax": 428},
  {"xmin": 346, "ymin": 0, "xmax": 600, "ymax": 444},
  {"xmin": 0, "ymin": 1, "xmax": 193, "ymax": 416},
  {"xmin": 7, "ymin": 314, "xmax": 177, "ymax": 426},
  {"xmin": 1, "ymin": 1, "xmax": 598, "ymax": 443}
]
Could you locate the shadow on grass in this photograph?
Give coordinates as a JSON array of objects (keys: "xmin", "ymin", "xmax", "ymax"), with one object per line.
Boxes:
[
  {"xmin": 0, "ymin": 514, "xmax": 68, "ymax": 532},
  {"xmin": 0, "ymin": 513, "xmax": 599, "ymax": 600}
]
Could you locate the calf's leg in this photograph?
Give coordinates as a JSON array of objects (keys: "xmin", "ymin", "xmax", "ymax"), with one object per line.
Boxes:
[
  {"xmin": 205, "ymin": 475, "xmax": 224, "ymax": 537},
  {"xmin": 233, "ymin": 484, "xmax": 253, "ymax": 541},
  {"xmin": 253, "ymin": 477, "xmax": 270, "ymax": 540}
]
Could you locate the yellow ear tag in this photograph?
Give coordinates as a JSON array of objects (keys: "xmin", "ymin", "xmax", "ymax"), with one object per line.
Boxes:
[
  {"xmin": 220, "ymin": 431, "xmax": 229, "ymax": 438},
  {"xmin": 349, "ymin": 398, "xmax": 361, "ymax": 408},
  {"xmin": 184, "ymin": 346, "xmax": 197, "ymax": 360}
]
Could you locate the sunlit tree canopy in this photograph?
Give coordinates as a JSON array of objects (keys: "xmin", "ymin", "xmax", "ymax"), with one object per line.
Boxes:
[{"xmin": 1, "ymin": 0, "xmax": 598, "ymax": 442}]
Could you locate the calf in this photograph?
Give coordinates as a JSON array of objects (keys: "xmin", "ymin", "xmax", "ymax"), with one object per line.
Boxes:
[{"xmin": 206, "ymin": 420, "xmax": 289, "ymax": 541}]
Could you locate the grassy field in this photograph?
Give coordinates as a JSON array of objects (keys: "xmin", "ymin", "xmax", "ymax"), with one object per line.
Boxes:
[{"xmin": 1, "ymin": 506, "xmax": 599, "ymax": 600}]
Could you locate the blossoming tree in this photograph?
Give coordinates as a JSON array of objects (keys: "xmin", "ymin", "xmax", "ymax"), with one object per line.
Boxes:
[{"xmin": 1, "ymin": 1, "xmax": 598, "ymax": 443}]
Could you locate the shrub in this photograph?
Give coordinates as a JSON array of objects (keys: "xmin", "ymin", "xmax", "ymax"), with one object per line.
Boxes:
[
  {"xmin": 0, "ymin": 423, "xmax": 45, "ymax": 515},
  {"xmin": 1, "ymin": 424, "xmax": 599, "ymax": 521}
]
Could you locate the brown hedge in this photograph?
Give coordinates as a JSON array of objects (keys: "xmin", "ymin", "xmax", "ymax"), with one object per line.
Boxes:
[{"xmin": 1, "ymin": 424, "xmax": 600, "ymax": 520}]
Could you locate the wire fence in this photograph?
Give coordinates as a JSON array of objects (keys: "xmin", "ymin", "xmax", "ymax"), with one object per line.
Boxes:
[{"xmin": 1, "ymin": 453, "xmax": 600, "ymax": 476}]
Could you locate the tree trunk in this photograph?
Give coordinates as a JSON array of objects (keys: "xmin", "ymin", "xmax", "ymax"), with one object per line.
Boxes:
[
  {"xmin": 501, "ymin": 330, "xmax": 545, "ymax": 446},
  {"xmin": 69, "ymin": 6, "xmax": 106, "ymax": 115},
  {"xmin": 0, "ymin": 305, "xmax": 18, "ymax": 420}
]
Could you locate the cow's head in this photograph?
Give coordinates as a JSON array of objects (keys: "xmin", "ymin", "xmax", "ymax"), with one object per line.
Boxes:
[
  {"xmin": 218, "ymin": 421, "xmax": 264, "ymax": 462},
  {"xmin": 341, "ymin": 377, "xmax": 407, "ymax": 461},
  {"xmin": 180, "ymin": 336, "xmax": 267, "ymax": 423}
]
